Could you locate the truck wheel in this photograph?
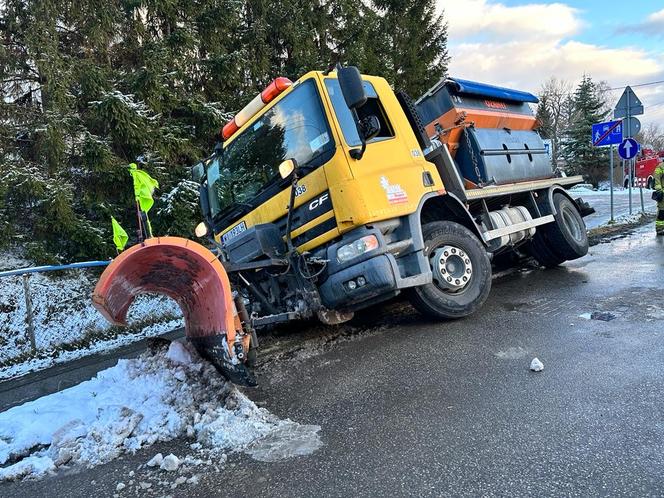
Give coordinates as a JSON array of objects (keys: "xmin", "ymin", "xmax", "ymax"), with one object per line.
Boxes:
[
  {"xmin": 408, "ymin": 221, "xmax": 491, "ymax": 319},
  {"xmin": 528, "ymin": 192, "xmax": 588, "ymax": 267},
  {"xmin": 527, "ymin": 232, "xmax": 565, "ymax": 268},
  {"xmin": 545, "ymin": 192, "xmax": 588, "ymax": 261}
]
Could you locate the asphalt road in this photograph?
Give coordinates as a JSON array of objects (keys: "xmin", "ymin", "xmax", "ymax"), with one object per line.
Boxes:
[
  {"xmin": 578, "ymin": 189, "xmax": 656, "ymax": 229},
  {"xmin": 4, "ymin": 224, "xmax": 664, "ymax": 497}
]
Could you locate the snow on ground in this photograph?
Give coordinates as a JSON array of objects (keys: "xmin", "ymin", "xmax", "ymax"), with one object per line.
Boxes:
[
  {"xmin": 0, "ymin": 250, "xmax": 182, "ymax": 367},
  {"xmin": 0, "ymin": 318, "xmax": 183, "ymax": 381},
  {"xmin": 597, "ymin": 212, "xmax": 649, "ymax": 227},
  {"xmin": 568, "ymin": 187, "xmax": 653, "ymax": 196},
  {"xmin": 0, "ymin": 341, "xmax": 322, "ymax": 481}
]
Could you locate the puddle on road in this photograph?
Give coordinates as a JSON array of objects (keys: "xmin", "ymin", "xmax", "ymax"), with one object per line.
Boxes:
[
  {"xmin": 495, "ymin": 347, "xmax": 530, "ymax": 360},
  {"xmin": 591, "ymin": 287, "xmax": 664, "ymax": 322}
]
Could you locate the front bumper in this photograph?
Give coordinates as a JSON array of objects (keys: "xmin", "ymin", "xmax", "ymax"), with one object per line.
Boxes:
[
  {"xmin": 319, "ymin": 253, "xmax": 398, "ymax": 309},
  {"xmin": 317, "ymin": 218, "xmax": 431, "ymax": 311}
]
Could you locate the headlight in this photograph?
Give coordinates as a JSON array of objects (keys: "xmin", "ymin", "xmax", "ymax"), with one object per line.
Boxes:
[
  {"xmin": 336, "ymin": 235, "xmax": 379, "ymax": 263},
  {"xmin": 194, "ymin": 222, "xmax": 209, "ymax": 238}
]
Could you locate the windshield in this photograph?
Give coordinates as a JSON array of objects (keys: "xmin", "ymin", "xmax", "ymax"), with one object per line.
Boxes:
[{"xmin": 207, "ymin": 79, "xmax": 334, "ymax": 219}]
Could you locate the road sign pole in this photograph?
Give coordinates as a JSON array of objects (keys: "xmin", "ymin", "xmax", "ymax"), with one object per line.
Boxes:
[
  {"xmin": 629, "ymin": 160, "xmax": 633, "ymax": 214},
  {"xmin": 610, "ymin": 145, "xmax": 614, "ymax": 222},
  {"xmin": 627, "ymin": 96, "xmax": 632, "ymax": 215}
]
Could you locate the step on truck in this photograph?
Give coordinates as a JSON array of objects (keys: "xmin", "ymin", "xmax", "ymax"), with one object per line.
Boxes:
[{"xmin": 93, "ymin": 66, "xmax": 594, "ymax": 386}]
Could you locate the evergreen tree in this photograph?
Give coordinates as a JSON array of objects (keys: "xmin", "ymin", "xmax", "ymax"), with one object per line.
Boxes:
[
  {"xmin": 371, "ymin": 0, "xmax": 449, "ymax": 97},
  {"xmin": 562, "ymin": 75, "xmax": 609, "ymax": 185},
  {"xmin": 0, "ymin": 0, "xmax": 450, "ymax": 263},
  {"xmin": 536, "ymin": 95, "xmax": 553, "ymax": 140}
]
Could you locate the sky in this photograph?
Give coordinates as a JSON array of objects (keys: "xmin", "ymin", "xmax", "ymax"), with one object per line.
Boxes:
[{"xmin": 438, "ymin": 0, "xmax": 664, "ymax": 128}]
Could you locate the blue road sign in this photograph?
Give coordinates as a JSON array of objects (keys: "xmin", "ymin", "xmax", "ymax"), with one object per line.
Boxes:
[
  {"xmin": 592, "ymin": 120, "xmax": 623, "ymax": 147},
  {"xmin": 618, "ymin": 138, "xmax": 639, "ymax": 160}
]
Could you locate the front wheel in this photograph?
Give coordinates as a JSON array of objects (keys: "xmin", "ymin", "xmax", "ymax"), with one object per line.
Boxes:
[{"xmin": 407, "ymin": 221, "xmax": 492, "ymax": 319}]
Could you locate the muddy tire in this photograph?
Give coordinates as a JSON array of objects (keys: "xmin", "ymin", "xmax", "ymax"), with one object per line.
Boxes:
[
  {"xmin": 528, "ymin": 232, "xmax": 565, "ymax": 268},
  {"xmin": 529, "ymin": 192, "xmax": 588, "ymax": 267},
  {"xmin": 408, "ymin": 221, "xmax": 492, "ymax": 319},
  {"xmin": 546, "ymin": 192, "xmax": 588, "ymax": 260}
]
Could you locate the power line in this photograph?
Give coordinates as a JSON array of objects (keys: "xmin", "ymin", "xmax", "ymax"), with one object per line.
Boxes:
[
  {"xmin": 609, "ymin": 79, "xmax": 664, "ymax": 91},
  {"xmin": 647, "ymin": 100, "xmax": 664, "ymax": 109}
]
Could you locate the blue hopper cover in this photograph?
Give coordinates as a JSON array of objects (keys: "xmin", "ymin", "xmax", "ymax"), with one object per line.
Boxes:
[{"xmin": 446, "ymin": 77, "xmax": 539, "ymax": 104}]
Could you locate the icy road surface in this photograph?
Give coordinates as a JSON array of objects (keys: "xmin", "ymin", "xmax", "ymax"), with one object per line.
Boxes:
[
  {"xmin": 0, "ymin": 342, "xmax": 321, "ymax": 481},
  {"xmin": 575, "ymin": 188, "xmax": 657, "ymax": 229},
  {"xmin": 3, "ymin": 223, "xmax": 664, "ymax": 496}
]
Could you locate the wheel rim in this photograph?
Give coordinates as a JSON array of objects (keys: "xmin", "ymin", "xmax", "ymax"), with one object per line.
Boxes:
[
  {"xmin": 431, "ymin": 245, "xmax": 473, "ymax": 293},
  {"xmin": 561, "ymin": 205, "xmax": 584, "ymax": 243}
]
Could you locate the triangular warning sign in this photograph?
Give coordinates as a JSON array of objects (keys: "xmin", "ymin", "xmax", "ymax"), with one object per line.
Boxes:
[{"xmin": 614, "ymin": 86, "xmax": 644, "ymax": 118}]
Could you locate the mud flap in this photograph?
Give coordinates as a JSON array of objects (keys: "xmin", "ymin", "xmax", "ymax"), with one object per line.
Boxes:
[{"xmin": 92, "ymin": 236, "xmax": 256, "ymax": 386}]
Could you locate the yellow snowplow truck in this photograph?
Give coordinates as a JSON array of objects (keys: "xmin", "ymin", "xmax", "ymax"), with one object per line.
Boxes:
[{"xmin": 93, "ymin": 66, "xmax": 593, "ymax": 386}]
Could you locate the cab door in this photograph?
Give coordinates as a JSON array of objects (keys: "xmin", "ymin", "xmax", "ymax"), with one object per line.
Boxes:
[{"xmin": 321, "ymin": 75, "xmax": 436, "ymax": 229}]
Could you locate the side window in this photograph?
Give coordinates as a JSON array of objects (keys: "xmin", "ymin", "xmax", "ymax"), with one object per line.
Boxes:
[{"xmin": 325, "ymin": 79, "xmax": 395, "ymax": 147}]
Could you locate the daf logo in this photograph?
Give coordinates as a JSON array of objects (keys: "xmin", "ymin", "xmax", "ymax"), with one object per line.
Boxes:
[{"xmin": 309, "ymin": 192, "xmax": 329, "ymax": 211}]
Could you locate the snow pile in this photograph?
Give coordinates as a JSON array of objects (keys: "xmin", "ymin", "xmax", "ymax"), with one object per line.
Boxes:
[
  {"xmin": 0, "ymin": 341, "xmax": 321, "ymax": 481},
  {"xmin": 0, "ymin": 250, "xmax": 182, "ymax": 366},
  {"xmin": 597, "ymin": 212, "xmax": 649, "ymax": 228}
]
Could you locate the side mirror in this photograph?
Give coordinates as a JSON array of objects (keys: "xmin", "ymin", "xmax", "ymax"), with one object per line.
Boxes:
[
  {"xmin": 337, "ymin": 66, "xmax": 367, "ymax": 110},
  {"xmin": 279, "ymin": 158, "xmax": 299, "ymax": 179},
  {"xmin": 191, "ymin": 162, "xmax": 205, "ymax": 183}
]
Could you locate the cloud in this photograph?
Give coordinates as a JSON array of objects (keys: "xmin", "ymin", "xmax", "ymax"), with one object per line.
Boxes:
[
  {"xmin": 617, "ymin": 8, "xmax": 664, "ymax": 38},
  {"xmin": 437, "ymin": 1, "xmax": 664, "ymax": 127},
  {"xmin": 439, "ymin": 0, "xmax": 582, "ymax": 41},
  {"xmin": 448, "ymin": 41, "xmax": 662, "ymax": 91},
  {"xmin": 447, "ymin": 40, "xmax": 664, "ymax": 127}
]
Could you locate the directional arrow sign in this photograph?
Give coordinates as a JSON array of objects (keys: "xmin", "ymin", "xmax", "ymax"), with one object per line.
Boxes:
[
  {"xmin": 618, "ymin": 138, "xmax": 639, "ymax": 160},
  {"xmin": 592, "ymin": 120, "xmax": 622, "ymax": 146},
  {"xmin": 614, "ymin": 86, "xmax": 644, "ymax": 119}
]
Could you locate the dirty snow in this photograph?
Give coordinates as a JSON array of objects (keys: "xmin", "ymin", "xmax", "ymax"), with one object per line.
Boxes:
[
  {"xmin": 160, "ymin": 453, "xmax": 180, "ymax": 472},
  {"xmin": 0, "ymin": 341, "xmax": 322, "ymax": 481},
  {"xmin": 0, "ymin": 250, "xmax": 182, "ymax": 370},
  {"xmin": 601, "ymin": 213, "xmax": 648, "ymax": 226},
  {"xmin": 530, "ymin": 358, "xmax": 544, "ymax": 372},
  {"xmin": 578, "ymin": 312, "xmax": 617, "ymax": 322}
]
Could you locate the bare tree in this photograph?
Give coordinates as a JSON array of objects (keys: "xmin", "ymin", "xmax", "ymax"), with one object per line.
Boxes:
[
  {"xmin": 637, "ymin": 122, "xmax": 664, "ymax": 151},
  {"xmin": 537, "ymin": 77, "xmax": 574, "ymax": 168},
  {"xmin": 595, "ymin": 80, "xmax": 614, "ymax": 116}
]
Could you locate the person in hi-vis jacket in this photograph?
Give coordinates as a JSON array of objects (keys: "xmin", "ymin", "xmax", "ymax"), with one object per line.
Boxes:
[{"xmin": 654, "ymin": 162, "xmax": 664, "ymax": 235}]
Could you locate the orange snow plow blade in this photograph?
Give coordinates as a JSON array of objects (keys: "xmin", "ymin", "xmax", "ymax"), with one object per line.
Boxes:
[{"xmin": 92, "ymin": 236, "xmax": 256, "ymax": 386}]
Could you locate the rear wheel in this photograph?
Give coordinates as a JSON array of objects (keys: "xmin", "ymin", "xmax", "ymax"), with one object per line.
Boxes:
[
  {"xmin": 408, "ymin": 221, "xmax": 492, "ymax": 319},
  {"xmin": 528, "ymin": 232, "xmax": 565, "ymax": 268},
  {"xmin": 529, "ymin": 192, "xmax": 588, "ymax": 267}
]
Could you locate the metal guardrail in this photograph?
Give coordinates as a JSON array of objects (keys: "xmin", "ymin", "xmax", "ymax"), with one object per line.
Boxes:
[{"xmin": 0, "ymin": 260, "xmax": 112, "ymax": 356}]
